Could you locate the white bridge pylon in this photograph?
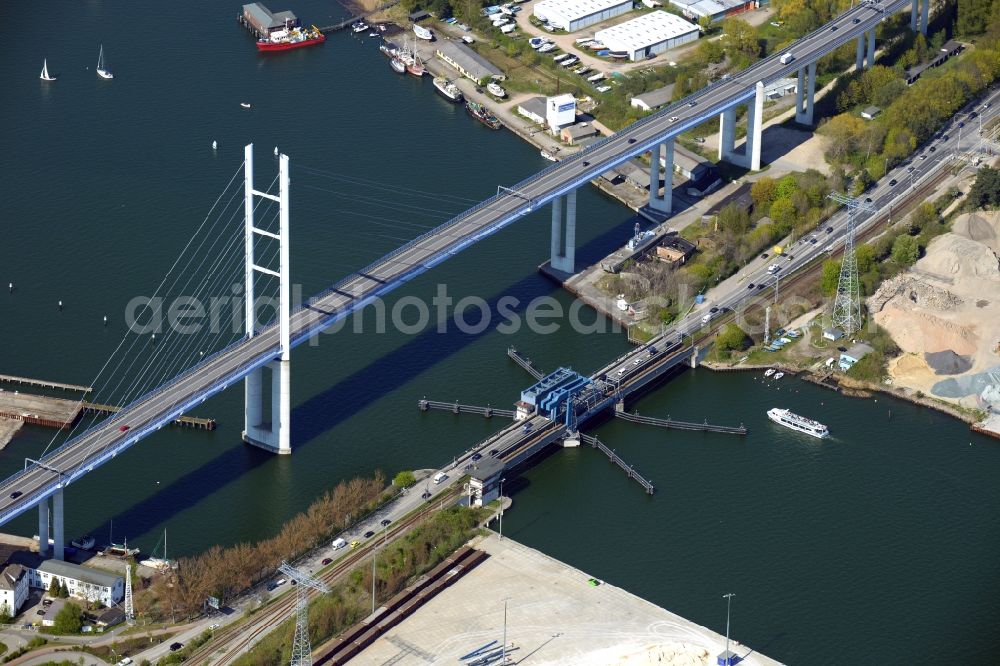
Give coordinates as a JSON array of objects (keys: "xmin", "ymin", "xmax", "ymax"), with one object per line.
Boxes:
[{"xmin": 242, "ymin": 143, "xmax": 292, "ymax": 455}]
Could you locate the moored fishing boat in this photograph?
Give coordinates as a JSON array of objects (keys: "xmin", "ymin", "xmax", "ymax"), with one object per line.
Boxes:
[
  {"xmin": 433, "ymin": 77, "xmax": 464, "ymax": 103},
  {"xmin": 466, "ymin": 101, "xmax": 501, "ymax": 129},
  {"xmin": 540, "ymin": 150, "xmax": 557, "ymax": 162},
  {"xmin": 390, "ymin": 57, "xmax": 407, "ymax": 74},
  {"xmin": 257, "ymin": 24, "xmax": 325, "ymax": 51}
]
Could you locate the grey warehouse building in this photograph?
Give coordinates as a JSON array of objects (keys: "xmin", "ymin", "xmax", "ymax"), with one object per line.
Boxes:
[{"xmin": 435, "ymin": 41, "xmax": 504, "ymax": 85}]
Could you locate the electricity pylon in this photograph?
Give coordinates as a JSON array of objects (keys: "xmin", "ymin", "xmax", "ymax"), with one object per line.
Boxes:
[
  {"xmin": 278, "ymin": 561, "xmax": 330, "ymax": 666},
  {"xmin": 827, "ymin": 193, "xmax": 876, "ymax": 335}
]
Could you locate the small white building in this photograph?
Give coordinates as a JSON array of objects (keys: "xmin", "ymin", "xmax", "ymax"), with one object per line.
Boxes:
[
  {"xmin": 0, "ymin": 564, "xmax": 29, "ymax": 616},
  {"xmin": 534, "ymin": 0, "xmax": 632, "ymax": 32},
  {"xmin": 517, "ymin": 96, "xmax": 548, "ymax": 125},
  {"xmin": 546, "ymin": 93, "xmax": 577, "ymax": 133},
  {"xmin": 594, "ymin": 11, "xmax": 700, "ymax": 62},
  {"xmin": 630, "ymin": 84, "xmax": 675, "ymax": 111}
]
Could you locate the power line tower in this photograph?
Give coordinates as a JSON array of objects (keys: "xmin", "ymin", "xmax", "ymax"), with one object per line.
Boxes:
[
  {"xmin": 124, "ymin": 563, "xmax": 135, "ymax": 626},
  {"xmin": 827, "ymin": 193, "xmax": 876, "ymax": 335},
  {"xmin": 278, "ymin": 561, "xmax": 330, "ymax": 666}
]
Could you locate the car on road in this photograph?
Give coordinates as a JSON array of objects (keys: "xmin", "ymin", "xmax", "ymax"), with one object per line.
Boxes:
[
  {"xmin": 36, "ymin": 609, "xmax": 45, "ymax": 616},
  {"xmin": 837, "ymin": 346, "xmax": 848, "ymax": 352},
  {"xmin": 958, "ymin": 121, "xmax": 965, "ymax": 128},
  {"xmin": 889, "ymin": 179, "xmax": 897, "ymax": 186},
  {"xmin": 381, "ymin": 518, "xmax": 392, "ymax": 527},
  {"xmin": 853, "ymin": 17, "xmax": 861, "ymax": 23},
  {"xmin": 169, "ymin": 643, "xmax": 184, "ymax": 652},
  {"xmin": 920, "ymin": 154, "xmax": 927, "ymax": 160},
  {"xmin": 907, "ymin": 165, "xmax": 915, "ymax": 172},
  {"xmin": 809, "ymin": 237, "xmax": 817, "ymax": 244},
  {"xmin": 210, "ymin": 623, "xmax": 220, "ymax": 630},
  {"xmin": 760, "ymin": 253, "xmax": 768, "ymax": 259},
  {"xmin": 471, "ymin": 452, "xmax": 482, "ymax": 461},
  {"xmin": 757, "ymin": 283, "xmax": 767, "ymax": 290},
  {"xmin": 628, "ymin": 138, "xmax": 636, "ymax": 144},
  {"xmin": 117, "ymin": 659, "xmax": 133, "ymax": 666},
  {"xmin": 632, "ymin": 359, "xmax": 640, "ymax": 366},
  {"xmin": 864, "ymin": 197, "xmax": 872, "ymax": 203},
  {"xmin": 489, "ymin": 448, "xmax": 499, "ymax": 456},
  {"xmin": 826, "ymin": 226, "xmax": 834, "ymax": 233},
  {"xmin": 747, "ymin": 283, "xmax": 755, "ymax": 290},
  {"xmin": 688, "ymin": 101, "xmax": 696, "ymax": 107},
  {"xmin": 364, "ymin": 530, "xmax": 375, "ymax": 538},
  {"xmin": 321, "ymin": 558, "xmax": 332, "ymax": 565},
  {"xmin": 669, "ymin": 116, "xmax": 678, "ymax": 122},
  {"xmin": 942, "ymin": 134, "xmax": 949, "ymax": 140},
  {"xmin": 929, "ymin": 146, "xmax": 936, "ymax": 153},
  {"xmin": 9, "ymin": 491, "xmax": 22, "ymax": 500},
  {"xmin": 119, "ymin": 425, "xmax": 130, "ymax": 432},
  {"xmin": 970, "ymin": 111, "xmax": 978, "ymax": 119},
  {"xmin": 350, "ymin": 540, "xmax": 360, "ymax": 549},
  {"xmin": 785, "ymin": 253, "xmax": 794, "ymax": 261},
  {"xmin": 421, "ymin": 490, "xmax": 431, "ymax": 499},
  {"xmin": 710, "ymin": 306, "xmax": 719, "ymax": 313},
  {"xmin": 830, "ymin": 25, "xmax": 837, "ymax": 31}
]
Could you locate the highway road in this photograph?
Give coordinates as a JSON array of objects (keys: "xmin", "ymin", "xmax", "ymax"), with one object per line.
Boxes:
[{"xmin": 0, "ymin": 0, "xmax": 961, "ymax": 528}]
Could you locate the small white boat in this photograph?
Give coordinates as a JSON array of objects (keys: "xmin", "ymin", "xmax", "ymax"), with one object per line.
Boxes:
[
  {"xmin": 487, "ymin": 81, "xmax": 507, "ymax": 98},
  {"xmin": 413, "ymin": 24, "xmax": 433, "ymax": 40},
  {"xmin": 773, "ymin": 372, "xmax": 785, "ymax": 379},
  {"xmin": 240, "ymin": 102, "xmax": 252, "ymax": 109},
  {"xmin": 274, "ymin": 146, "xmax": 279, "ymax": 156},
  {"xmin": 390, "ymin": 57, "xmax": 407, "ymax": 74},
  {"xmin": 764, "ymin": 368, "xmax": 775, "ymax": 377},
  {"xmin": 40, "ymin": 59, "xmax": 57, "ymax": 81},
  {"xmin": 352, "ymin": 21, "xmax": 369, "ymax": 33},
  {"xmin": 529, "ymin": 37, "xmax": 547, "ymax": 49},
  {"xmin": 540, "ymin": 150, "xmax": 557, "ymax": 162},
  {"xmin": 537, "ymin": 43, "xmax": 556, "ymax": 53},
  {"xmin": 212, "ymin": 140, "xmax": 218, "ymax": 150},
  {"xmin": 96, "ymin": 44, "xmax": 113, "ymax": 79}
]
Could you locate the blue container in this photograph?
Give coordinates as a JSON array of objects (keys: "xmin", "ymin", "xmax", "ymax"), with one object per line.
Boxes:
[{"xmin": 695, "ymin": 294, "xmax": 705, "ymax": 304}]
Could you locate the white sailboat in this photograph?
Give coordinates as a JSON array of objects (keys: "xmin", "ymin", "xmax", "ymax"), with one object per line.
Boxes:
[
  {"xmin": 96, "ymin": 44, "xmax": 113, "ymax": 79},
  {"xmin": 40, "ymin": 59, "xmax": 57, "ymax": 81},
  {"xmin": 140, "ymin": 529, "xmax": 174, "ymax": 572}
]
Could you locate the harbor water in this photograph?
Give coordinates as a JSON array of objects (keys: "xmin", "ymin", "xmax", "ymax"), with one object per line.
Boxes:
[{"xmin": 1, "ymin": 1, "xmax": 998, "ymax": 663}]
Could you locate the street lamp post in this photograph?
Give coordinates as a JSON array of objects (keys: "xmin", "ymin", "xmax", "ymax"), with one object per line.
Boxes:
[
  {"xmin": 502, "ymin": 597, "xmax": 511, "ymax": 663},
  {"xmin": 498, "ymin": 477, "xmax": 506, "ymax": 540},
  {"xmin": 723, "ymin": 592, "xmax": 735, "ymax": 665}
]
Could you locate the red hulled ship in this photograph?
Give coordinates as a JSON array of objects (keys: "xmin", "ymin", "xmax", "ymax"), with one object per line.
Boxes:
[{"xmin": 257, "ymin": 24, "xmax": 326, "ymax": 51}]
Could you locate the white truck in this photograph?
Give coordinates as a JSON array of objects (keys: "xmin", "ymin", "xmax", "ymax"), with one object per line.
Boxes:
[{"xmin": 779, "ymin": 52, "xmax": 794, "ymax": 64}]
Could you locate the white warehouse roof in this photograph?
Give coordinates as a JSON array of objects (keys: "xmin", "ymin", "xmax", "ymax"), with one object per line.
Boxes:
[
  {"xmin": 595, "ymin": 11, "xmax": 699, "ymax": 53},
  {"xmin": 535, "ymin": 0, "xmax": 630, "ymax": 24}
]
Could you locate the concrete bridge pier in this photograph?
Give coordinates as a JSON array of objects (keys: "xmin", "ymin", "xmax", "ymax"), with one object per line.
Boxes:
[
  {"xmin": 550, "ymin": 189, "xmax": 577, "ymax": 273},
  {"xmin": 856, "ymin": 35, "xmax": 865, "ymax": 71},
  {"xmin": 648, "ymin": 140, "xmax": 674, "ymax": 214},
  {"xmin": 37, "ymin": 500, "xmax": 49, "ymax": 557},
  {"xmin": 914, "ymin": 0, "xmax": 929, "ymax": 34},
  {"xmin": 720, "ymin": 82, "xmax": 764, "ymax": 171},
  {"xmin": 866, "ymin": 28, "xmax": 876, "ymax": 67},
  {"xmin": 243, "ymin": 360, "xmax": 291, "ymax": 454},
  {"xmin": 795, "ymin": 62, "xmax": 817, "ymax": 125}
]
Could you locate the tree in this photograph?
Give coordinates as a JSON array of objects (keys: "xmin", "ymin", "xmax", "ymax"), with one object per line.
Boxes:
[
  {"xmin": 59, "ymin": 583, "xmax": 70, "ymax": 599},
  {"xmin": 49, "ymin": 578, "xmax": 61, "ymax": 597},
  {"xmin": 966, "ymin": 166, "xmax": 1000, "ymax": 210},
  {"xmin": 716, "ymin": 324, "xmax": 749, "ymax": 352},
  {"xmin": 821, "ymin": 260, "xmax": 841, "ymax": 296},
  {"xmin": 751, "ymin": 177, "xmax": 777, "ymax": 208},
  {"xmin": 53, "ymin": 602, "xmax": 83, "ymax": 634},
  {"xmin": 698, "ymin": 15, "xmax": 712, "ymax": 33},
  {"xmin": 722, "ymin": 18, "xmax": 760, "ymax": 66},
  {"xmin": 0, "ymin": 601, "xmax": 12, "ymax": 624},
  {"xmin": 891, "ymin": 235, "xmax": 920, "ymax": 265},
  {"xmin": 393, "ymin": 471, "xmax": 416, "ymax": 488},
  {"xmin": 717, "ymin": 203, "xmax": 750, "ymax": 235},
  {"xmin": 855, "ymin": 244, "xmax": 877, "ymax": 275},
  {"xmin": 769, "ymin": 197, "xmax": 797, "ymax": 229}
]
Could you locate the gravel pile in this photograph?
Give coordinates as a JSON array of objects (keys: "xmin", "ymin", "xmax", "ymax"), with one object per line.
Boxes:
[{"xmin": 924, "ymin": 349, "xmax": 973, "ymax": 375}]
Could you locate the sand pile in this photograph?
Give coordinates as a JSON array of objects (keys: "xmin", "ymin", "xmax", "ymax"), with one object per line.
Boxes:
[
  {"xmin": 612, "ymin": 642, "xmax": 711, "ymax": 665},
  {"xmin": 868, "ymin": 273, "xmax": 962, "ymax": 314},
  {"xmin": 925, "ymin": 349, "xmax": 973, "ymax": 375},
  {"xmin": 916, "ymin": 233, "xmax": 1000, "ymax": 284},
  {"xmin": 952, "ymin": 210, "xmax": 1000, "ymax": 254}
]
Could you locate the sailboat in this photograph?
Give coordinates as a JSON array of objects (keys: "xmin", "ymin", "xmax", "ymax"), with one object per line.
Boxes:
[
  {"xmin": 104, "ymin": 519, "xmax": 139, "ymax": 558},
  {"xmin": 96, "ymin": 44, "xmax": 113, "ymax": 79},
  {"xmin": 139, "ymin": 529, "xmax": 174, "ymax": 572},
  {"xmin": 40, "ymin": 59, "xmax": 57, "ymax": 81}
]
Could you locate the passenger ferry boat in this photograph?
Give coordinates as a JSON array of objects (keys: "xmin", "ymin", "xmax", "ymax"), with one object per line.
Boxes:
[{"xmin": 767, "ymin": 408, "xmax": 829, "ymax": 439}]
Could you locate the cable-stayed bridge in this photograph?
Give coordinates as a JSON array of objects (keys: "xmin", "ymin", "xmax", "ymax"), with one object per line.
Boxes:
[{"xmin": 0, "ymin": 0, "xmax": 925, "ymax": 558}]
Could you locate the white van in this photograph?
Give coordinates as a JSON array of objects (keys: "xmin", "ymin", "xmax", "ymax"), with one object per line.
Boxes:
[
  {"xmin": 701, "ymin": 313, "xmax": 711, "ymax": 324},
  {"xmin": 331, "ymin": 537, "xmax": 347, "ymax": 550},
  {"xmin": 433, "ymin": 472, "xmax": 448, "ymax": 484},
  {"xmin": 779, "ymin": 52, "xmax": 794, "ymax": 64}
]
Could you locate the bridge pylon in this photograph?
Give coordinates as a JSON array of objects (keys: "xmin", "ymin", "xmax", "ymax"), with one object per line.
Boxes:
[{"xmin": 242, "ymin": 143, "xmax": 292, "ymax": 455}]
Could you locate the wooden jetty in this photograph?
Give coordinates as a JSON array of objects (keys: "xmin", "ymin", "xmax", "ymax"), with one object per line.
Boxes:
[
  {"xmin": 82, "ymin": 403, "xmax": 216, "ymax": 430},
  {"xmin": 0, "ymin": 374, "xmax": 91, "ymax": 393}
]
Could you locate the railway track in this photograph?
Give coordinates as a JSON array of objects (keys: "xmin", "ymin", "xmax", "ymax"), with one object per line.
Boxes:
[{"xmin": 184, "ymin": 487, "xmax": 463, "ymax": 665}]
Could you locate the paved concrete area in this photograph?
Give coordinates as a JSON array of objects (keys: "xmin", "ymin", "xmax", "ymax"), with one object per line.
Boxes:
[
  {"xmin": 0, "ymin": 391, "xmax": 80, "ymax": 428},
  {"xmin": 358, "ymin": 534, "xmax": 782, "ymax": 665}
]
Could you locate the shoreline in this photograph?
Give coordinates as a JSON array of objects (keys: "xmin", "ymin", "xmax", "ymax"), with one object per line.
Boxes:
[{"xmin": 701, "ymin": 360, "xmax": 998, "ymax": 438}]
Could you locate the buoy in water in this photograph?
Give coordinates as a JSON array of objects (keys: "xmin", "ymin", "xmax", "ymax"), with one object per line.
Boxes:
[
  {"xmin": 103, "ymin": 315, "xmax": 108, "ymax": 326},
  {"xmin": 274, "ymin": 146, "xmax": 279, "ymax": 156},
  {"xmin": 212, "ymin": 140, "xmax": 218, "ymax": 151},
  {"xmin": 58, "ymin": 300, "xmax": 63, "ymax": 311}
]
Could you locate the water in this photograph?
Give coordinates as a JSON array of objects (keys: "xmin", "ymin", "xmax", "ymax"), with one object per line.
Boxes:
[{"xmin": 1, "ymin": 2, "xmax": 998, "ymax": 663}]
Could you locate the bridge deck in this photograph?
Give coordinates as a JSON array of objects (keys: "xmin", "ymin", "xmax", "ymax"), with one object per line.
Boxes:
[{"xmin": 0, "ymin": 0, "xmax": 910, "ymax": 526}]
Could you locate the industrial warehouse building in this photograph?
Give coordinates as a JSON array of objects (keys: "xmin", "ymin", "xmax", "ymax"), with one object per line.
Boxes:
[
  {"xmin": 595, "ymin": 11, "xmax": 700, "ymax": 61},
  {"xmin": 668, "ymin": 0, "xmax": 755, "ymax": 22},
  {"xmin": 435, "ymin": 41, "xmax": 504, "ymax": 84},
  {"xmin": 533, "ymin": 0, "xmax": 632, "ymax": 32}
]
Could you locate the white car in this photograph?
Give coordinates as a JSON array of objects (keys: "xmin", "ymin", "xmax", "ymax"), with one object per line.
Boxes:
[
  {"xmin": 668, "ymin": 116, "xmax": 679, "ymax": 122},
  {"xmin": 595, "ymin": 85, "xmax": 612, "ymax": 92}
]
